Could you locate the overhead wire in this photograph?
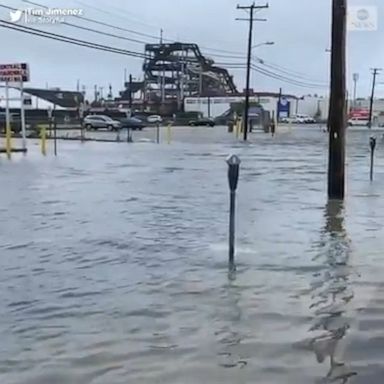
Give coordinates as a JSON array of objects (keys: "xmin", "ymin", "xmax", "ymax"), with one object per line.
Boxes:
[
  {"xmin": 0, "ymin": 19, "xmax": 150, "ymax": 59},
  {"xmin": 0, "ymin": 3, "xmax": 149, "ymax": 45},
  {"xmin": 3, "ymin": 1, "xmax": 328, "ymax": 90}
]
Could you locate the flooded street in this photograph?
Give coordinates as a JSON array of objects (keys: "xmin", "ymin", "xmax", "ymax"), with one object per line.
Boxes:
[{"xmin": 1, "ymin": 126, "xmax": 384, "ymax": 383}]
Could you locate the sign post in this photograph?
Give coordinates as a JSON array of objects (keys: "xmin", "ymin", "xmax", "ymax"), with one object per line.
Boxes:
[
  {"xmin": 5, "ymin": 80, "xmax": 11, "ymax": 159},
  {"xmin": 20, "ymin": 80, "xmax": 26, "ymax": 151},
  {"xmin": 0, "ymin": 63, "xmax": 30, "ymax": 157},
  {"xmin": 53, "ymin": 104, "xmax": 57, "ymax": 156}
]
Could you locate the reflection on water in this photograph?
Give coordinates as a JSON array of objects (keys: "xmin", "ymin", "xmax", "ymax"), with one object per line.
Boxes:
[
  {"xmin": 309, "ymin": 201, "xmax": 357, "ymax": 382},
  {"xmin": 216, "ymin": 281, "xmax": 247, "ymax": 369}
]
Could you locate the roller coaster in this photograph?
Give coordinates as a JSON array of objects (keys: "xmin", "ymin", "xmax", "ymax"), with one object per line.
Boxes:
[{"xmin": 141, "ymin": 42, "xmax": 238, "ymax": 108}]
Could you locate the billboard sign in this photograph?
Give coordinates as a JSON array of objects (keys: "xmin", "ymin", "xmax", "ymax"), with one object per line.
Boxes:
[
  {"xmin": 277, "ymin": 98, "xmax": 290, "ymax": 119},
  {"xmin": 349, "ymin": 108, "xmax": 369, "ymax": 119},
  {"xmin": 0, "ymin": 63, "xmax": 30, "ymax": 82}
]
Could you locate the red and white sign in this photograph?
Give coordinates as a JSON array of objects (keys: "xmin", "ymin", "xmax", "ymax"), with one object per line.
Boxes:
[{"xmin": 0, "ymin": 63, "xmax": 30, "ymax": 82}]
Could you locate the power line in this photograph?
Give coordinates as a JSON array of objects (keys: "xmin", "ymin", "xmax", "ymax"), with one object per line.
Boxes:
[
  {"xmin": 22, "ymin": 0, "xmax": 163, "ymax": 41},
  {"xmin": 251, "ymin": 64, "xmax": 327, "ymax": 88},
  {"xmin": 0, "ymin": 19, "xmax": 149, "ymax": 59},
  {"xmin": 70, "ymin": 0, "xmax": 249, "ymax": 54},
  {"xmin": 253, "ymin": 56, "xmax": 327, "ymax": 84},
  {"xmin": 0, "ymin": 3, "xmax": 148, "ymax": 45}
]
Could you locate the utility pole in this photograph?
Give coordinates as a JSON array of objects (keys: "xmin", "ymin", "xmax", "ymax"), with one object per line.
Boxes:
[
  {"xmin": 160, "ymin": 28, "xmax": 166, "ymax": 106},
  {"xmin": 199, "ymin": 66, "xmax": 203, "ymax": 96},
  {"xmin": 277, "ymin": 87, "xmax": 282, "ymax": 122},
  {"xmin": 352, "ymin": 73, "xmax": 359, "ymax": 108},
  {"xmin": 328, "ymin": 0, "xmax": 347, "ymax": 200},
  {"xmin": 368, "ymin": 68, "xmax": 381, "ymax": 129},
  {"xmin": 236, "ymin": 2, "xmax": 269, "ymax": 141},
  {"xmin": 94, "ymin": 84, "xmax": 98, "ymax": 102},
  {"xmin": 129, "ymin": 74, "xmax": 133, "ymax": 109}
]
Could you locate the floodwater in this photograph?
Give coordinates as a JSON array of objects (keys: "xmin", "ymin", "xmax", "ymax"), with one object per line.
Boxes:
[{"xmin": 1, "ymin": 126, "xmax": 384, "ymax": 384}]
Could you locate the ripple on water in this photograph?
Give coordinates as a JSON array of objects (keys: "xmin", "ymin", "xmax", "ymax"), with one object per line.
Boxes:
[{"xmin": 0, "ymin": 129, "xmax": 383, "ymax": 383}]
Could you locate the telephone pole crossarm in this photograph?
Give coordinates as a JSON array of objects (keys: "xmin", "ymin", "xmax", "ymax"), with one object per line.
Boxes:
[{"xmin": 236, "ymin": 2, "xmax": 269, "ymax": 141}]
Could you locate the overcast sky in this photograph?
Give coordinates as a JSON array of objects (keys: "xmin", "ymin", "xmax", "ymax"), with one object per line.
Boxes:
[{"xmin": 1, "ymin": 0, "xmax": 384, "ymax": 103}]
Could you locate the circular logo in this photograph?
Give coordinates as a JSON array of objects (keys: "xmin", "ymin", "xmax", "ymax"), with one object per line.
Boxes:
[
  {"xmin": 357, "ymin": 8, "xmax": 369, "ymax": 21},
  {"xmin": 280, "ymin": 98, "xmax": 288, "ymax": 106}
]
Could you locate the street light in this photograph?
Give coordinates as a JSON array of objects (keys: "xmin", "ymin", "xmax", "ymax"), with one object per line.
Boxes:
[{"xmin": 252, "ymin": 41, "xmax": 275, "ymax": 49}]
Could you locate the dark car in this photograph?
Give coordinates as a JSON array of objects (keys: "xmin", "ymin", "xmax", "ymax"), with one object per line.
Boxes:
[
  {"xmin": 0, "ymin": 113, "xmax": 22, "ymax": 134},
  {"xmin": 120, "ymin": 117, "xmax": 145, "ymax": 130},
  {"xmin": 188, "ymin": 118, "xmax": 215, "ymax": 127}
]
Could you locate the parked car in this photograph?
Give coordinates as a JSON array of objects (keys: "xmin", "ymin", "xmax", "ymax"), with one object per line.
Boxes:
[
  {"xmin": 188, "ymin": 118, "xmax": 215, "ymax": 127},
  {"xmin": 120, "ymin": 117, "xmax": 146, "ymax": 130},
  {"xmin": 147, "ymin": 115, "xmax": 162, "ymax": 124},
  {"xmin": 281, "ymin": 115, "xmax": 315, "ymax": 124},
  {"xmin": 302, "ymin": 115, "xmax": 316, "ymax": 124},
  {"xmin": 83, "ymin": 115, "xmax": 121, "ymax": 131}
]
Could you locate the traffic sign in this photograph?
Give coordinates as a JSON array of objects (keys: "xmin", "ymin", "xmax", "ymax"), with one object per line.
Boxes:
[{"xmin": 0, "ymin": 63, "xmax": 30, "ymax": 82}]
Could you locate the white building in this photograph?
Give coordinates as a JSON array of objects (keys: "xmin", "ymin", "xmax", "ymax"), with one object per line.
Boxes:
[
  {"xmin": 184, "ymin": 94, "xmax": 298, "ymax": 119},
  {"xmin": 184, "ymin": 93, "xmax": 384, "ymax": 122},
  {"xmin": 184, "ymin": 94, "xmax": 331, "ymax": 120}
]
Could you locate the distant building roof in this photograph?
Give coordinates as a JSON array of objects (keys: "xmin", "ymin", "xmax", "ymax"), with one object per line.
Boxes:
[{"xmin": 23, "ymin": 88, "xmax": 84, "ymax": 108}]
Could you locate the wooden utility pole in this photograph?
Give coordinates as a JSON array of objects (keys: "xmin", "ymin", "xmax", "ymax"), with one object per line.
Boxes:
[
  {"xmin": 236, "ymin": 2, "xmax": 269, "ymax": 141},
  {"xmin": 277, "ymin": 87, "xmax": 282, "ymax": 126},
  {"xmin": 328, "ymin": 0, "xmax": 347, "ymax": 200},
  {"xmin": 129, "ymin": 74, "xmax": 133, "ymax": 109},
  {"xmin": 368, "ymin": 68, "xmax": 381, "ymax": 129}
]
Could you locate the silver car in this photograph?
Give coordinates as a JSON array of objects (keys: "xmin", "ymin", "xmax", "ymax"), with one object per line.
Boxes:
[{"xmin": 83, "ymin": 115, "xmax": 121, "ymax": 131}]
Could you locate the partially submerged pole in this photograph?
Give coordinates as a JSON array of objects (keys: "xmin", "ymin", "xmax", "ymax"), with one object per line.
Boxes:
[
  {"xmin": 40, "ymin": 125, "xmax": 47, "ymax": 156},
  {"xmin": 20, "ymin": 80, "xmax": 27, "ymax": 152},
  {"xmin": 370, "ymin": 136, "xmax": 376, "ymax": 182},
  {"xmin": 167, "ymin": 123, "xmax": 171, "ymax": 144},
  {"xmin": 5, "ymin": 80, "xmax": 11, "ymax": 159},
  {"xmin": 328, "ymin": 0, "xmax": 347, "ymax": 200},
  {"xmin": 156, "ymin": 123, "xmax": 160, "ymax": 144},
  {"xmin": 226, "ymin": 154, "xmax": 241, "ymax": 272}
]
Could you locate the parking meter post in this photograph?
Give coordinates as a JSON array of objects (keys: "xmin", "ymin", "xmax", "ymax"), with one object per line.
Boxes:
[
  {"xmin": 226, "ymin": 155, "xmax": 241, "ymax": 272},
  {"xmin": 370, "ymin": 136, "xmax": 376, "ymax": 182}
]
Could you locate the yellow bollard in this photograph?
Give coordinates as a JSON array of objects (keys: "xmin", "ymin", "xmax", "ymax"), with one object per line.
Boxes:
[
  {"xmin": 167, "ymin": 123, "xmax": 172, "ymax": 144},
  {"xmin": 40, "ymin": 125, "xmax": 47, "ymax": 156},
  {"xmin": 235, "ymin": 120, "xmax": 240, "ymax": 139},
  {"xmin": 5, "ymin": 121, "xmax": 12, "ymax": 159}
]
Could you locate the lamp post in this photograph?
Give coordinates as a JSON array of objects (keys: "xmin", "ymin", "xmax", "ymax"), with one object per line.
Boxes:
[{"xmin": 252, "ymin": 41, "xmax": 275, "ymax": 49}]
